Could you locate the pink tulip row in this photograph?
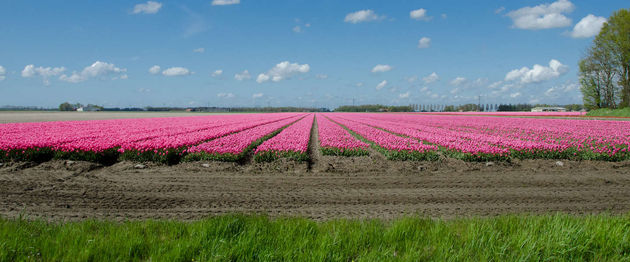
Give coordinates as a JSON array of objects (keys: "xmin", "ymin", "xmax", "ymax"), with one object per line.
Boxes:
[
  {"xmin": 0, "ymin": 113, "xmax": 300, "ymax": 153},
  {"xmin": 326, "ymin": 113, "xmax": 630, "ymax": 160},
  {"xmin": 325, "ymin": 114, "xmax": 438, "ymax": 153},
  {"xmin": 317, "ymin": 115, "xmax": 369, "ymax": 152},
  {"xmin": 186, "ymin": 114, "xmax": 304, "ymax": 156},
  {"xmin": 254, "ymin": 114, "xmax": 314, "ymax": 156},
  {"xmin": 412, "ymin": 112, "xmax": 585, "ymax": 117}
]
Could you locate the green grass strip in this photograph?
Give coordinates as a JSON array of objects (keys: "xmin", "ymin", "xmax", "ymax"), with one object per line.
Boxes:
[
  {"xmin": 586, "ymin": 108, "xmax": 630, "ymax": 118},
  {"xmin": 2, "ymin": 214, "xmax": 630, "ymax": 261}
]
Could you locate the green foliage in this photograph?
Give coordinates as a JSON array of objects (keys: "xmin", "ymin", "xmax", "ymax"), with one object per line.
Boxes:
[
  {"xmin": 382, "ymin": 149, "xmax": 439, "ymax": 161},
  {"xmin": 183, "ymin": 152, "xmax": 242, "ymax": 162},
  {"xmin": 587, "ymin": 107, "xmax": 630, "ymax": 117},
  {"xmin": 55, "ymin": 149, "xmax": 121, "ymax": 166},
  {"xmin": 0, "ymin": 148, "xmax": 55, "ymax": 163},
  {"xmin": 580, "ymin": 8, "xmax": 630, "ymax": 109},
  {"xmin": 119, "ymin": 148, "xmax": 184, "ymax": 165},
  {"xmin": 58, "ymin": 102, "xmax": 75, "ymax": 111},
  {"xmin": 321, "ymin": 147, "xmax": 370, "ymax": 157},
  {"xmin": 254, "ymin": 150, "xmax": 309, "ymax": 162},
  {"xmin": 335, "ymin": 104, "xmax": 413, "ymax": 112},
  {"xmin": 443, "ymin": 105, "xmax": 457, "ymax": 112},
  {"xmin": 2, "ymin": 214, "xmax": 630, "ymax": 261},
  {"xmin": 444, "ymin": 150, "xmax": 511, "ymax": 162},
  {"xmin": 497, "ymin": 103, "xmax": 534, "ymax": 112}
]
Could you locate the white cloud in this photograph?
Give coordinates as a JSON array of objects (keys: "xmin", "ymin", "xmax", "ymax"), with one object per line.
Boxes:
[
  {"xmin": 132, "ymin": 1, "xmax": 162, "ymax": 14},
  {"xmin": 293, "ymin": 26, "xmax": 302, "ymax": 33},
  {"xmin": 371, "ymin": 64, "xmax": 392, "ymax": 73},
  {"xmin": 545, "ymin": 82, "xmax": 578, "ymax": 97},
  {"xmin": 450, "ymin": 77, "xmax": 467, "ymax": 86},
  {"xmin": 506, "ymin": 0, "xmax": 574, "ymax": 30},
  {"xmin": 22, "ymin": 65, "xmax": 66, "ymax": 78},
  {"xmin": 256, "ymin": 61, "xmax": 310, "ymax": 83},
  {"xmin": 417, "ymin": 37, "xmax": 431, "ymax": 48},
  {"xmin": 316, "ymin": 74, "xmax": 328, "ymax": 79},
  {"xmin": 344, "ymin": 9, "xmax": 385, "ymax": 24},
  {"xmin": 510, "ymin": 92, "xmax": 522, "ymax": 98},
  {"xmin": 441, "ymin": 14, "xmax": 447, "ymax": 19},
  {"xmin": 256, "ymin": 74, "xmax": 270, "ymax": 83},
  {"xmin": 212, "ymin": 0, "xmax": 240, "ymax": 5},
  {"xmin": 504, "ymin": 59, "xmax": 568, "ymax": 84},
  {"xmin": 58, "ymin": 62, "xmax": 126, "ymax": 83},
  {"xmin": 450, "ymin": 88, "xmax": 460, "ymax": 94},
  {"xmin": 234, "ymin": 70, "xmax": 251, "ymax": 81},
  {"xmin": 193, "ymin": 47, "xmax": 205, "ymax": 53},
  {"xmin": 406, "ymin": 75, "xmax": 418, "ymax": 83},
  {"xmin": 148, "ymin": 65, "xmax": 161, "ymax": 74},
  {"xmin": 59, "ymin": 61, "xmax": 126, "ymax": 83},
  {"xmin": 0, "ymin": 66, "xmax": 5, "ymax": 81},
  {"xmin": 376, "ymin": 80, "xmax": 387, "ymax": 90},
  {"xmin": 217, "ymin": 92, "xmax": 235, "ymax": 98},
  {"xmin": 211, "ymin": 69, "xmax": 223, "ymax": 77},
  {"xmin": 410, "ymin": 8, "xmax": 431, "ymax": 21},
  {"xmin": 355, "ymin": 82, "xmax": 364, "ymax": 87},
  {"xmin": 161, "ymin": 67, "xmax": 191, "ymax": 77},
  {"xmin": 399, "ymin": 92, "xmax": 410, "ymax": 98},
  {"xmin": 252, "ymin": 93, "xmax": 263, "ymax": 99},
  {"xmin": 422, "ymin": 72, "xmax": 439, "ymax": 84},
  {"xmin": 570, "ymin": 14, "xmax": 607, "ymax": 38},
  {"xmin": 473, "ymin": 77, "xmax": 488, "ymax": 86},
  {"xmin": 495, "ymin": 7, "xmax": 506, "ymax": 14},
  {"xmin": 488, "ymin": 81, "xmax": 503, "ymax": 89},
  {"xmin": 21, "ymin": 64, "xmax": 66, "ymax": 85}
]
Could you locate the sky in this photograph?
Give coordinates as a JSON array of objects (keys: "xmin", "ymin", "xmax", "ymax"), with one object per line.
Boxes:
[{"xmin": 0, "ymin": 0, "xmax": 626, "ymax": 108}]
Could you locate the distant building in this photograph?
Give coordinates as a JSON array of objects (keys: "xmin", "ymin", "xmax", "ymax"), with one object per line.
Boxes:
[
  {"xmin": 531, "ymin": 107, "xmax": 566, "ymax": 112},
  {"xmin": 76, "ymin": 105, "xmax": 101, "ymax": 112}
]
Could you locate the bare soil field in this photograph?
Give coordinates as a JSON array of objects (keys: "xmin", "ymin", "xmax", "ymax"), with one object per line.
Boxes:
[
  {"xmin": 0, "ymin": 111, "xmax": 228, "ymax": 123},
  {"xmin": 1, "ymin": 157, "xmax": 629, "ymax": 221}
]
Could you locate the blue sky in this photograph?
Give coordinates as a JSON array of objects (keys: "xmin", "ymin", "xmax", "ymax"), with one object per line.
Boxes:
[{"xmin": 0, "ymin": 0, "xmax": 626, "ymax": 108}]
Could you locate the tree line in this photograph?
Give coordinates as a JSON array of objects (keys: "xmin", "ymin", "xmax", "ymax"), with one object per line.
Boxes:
[
  {"xmin": 334, "ymin": 104, "xmax": 413, "ymax": 112},
  {"xmin": 579, "ymin": 9, "xmax": 630, "ymax": 110}
]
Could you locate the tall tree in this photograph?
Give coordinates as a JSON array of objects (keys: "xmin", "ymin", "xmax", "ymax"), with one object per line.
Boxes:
[{"xmin": 581, "ymin": 9, "xmax": 630, "ymax": 109}]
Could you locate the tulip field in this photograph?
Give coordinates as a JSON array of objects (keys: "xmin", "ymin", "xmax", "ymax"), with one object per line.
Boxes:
[{"xmin": 1, "ymin": 112, "xmax": 629, "ymax": 164}]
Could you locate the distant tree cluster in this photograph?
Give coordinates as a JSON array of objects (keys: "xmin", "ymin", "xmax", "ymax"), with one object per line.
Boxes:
[
  {"xmin": 579, "ymin": 9, "xmax": 630, "ymax": 110},
  {"xmin": 229, "ymin": 107, "xmax": 328, "ymax": 113},
  {"xmin": 496, "ymin": 104, "xmax": 583, "ymax": 112},
  {"xmin": 335, "ymin": 104, "xmax": 413, "ymax": 112},
  {"xmin": 59, "ymin": 102, "xmax": 82, "ymax": 111},
  {"xmin": 59, "ymin": 102, "xmax": 104, "ymax": 111},
  {"xmin": 497, "ymin": 104, "xmax": 533, "ymax": 112}
]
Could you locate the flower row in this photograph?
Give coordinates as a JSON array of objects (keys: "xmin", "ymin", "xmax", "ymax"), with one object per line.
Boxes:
[{"xmin": 254, "ymin": 114, "xmax": 314, "ymax": 162}]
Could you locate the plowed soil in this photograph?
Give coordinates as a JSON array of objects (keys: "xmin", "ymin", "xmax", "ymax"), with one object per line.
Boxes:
[{"xmin": 2, "ymin": 156, "xmax": 630, "ymax": 221}]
